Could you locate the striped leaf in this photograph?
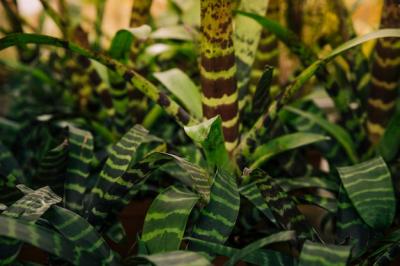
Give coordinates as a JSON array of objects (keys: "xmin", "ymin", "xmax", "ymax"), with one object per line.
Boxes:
[
  {"xmin": 83, "ymin": 124, "xmax": 162, "ymax": 229},
  {"xmin": 299, "ymin": 240, "xmax": 351, "ymax": 266},
  {"xmin": 0, "ymin": 185, "xmax": 61, "ymax": 264},
  {"xmin": 126, "ymin": 251, "xmax": 211, "ymax": 266},
  {"xmin": 276, "ymin": 177, "xmax": 339, "ymax": 192},
  {"xmin": 249, "ymin": 132, "xmax": 329, "ymax": 169},
  {"xmin": 143, "ymin": 152, "xmax": 212, "ymax": 204},
  {"xmin": 295, "ymin": 194, "xmax": 337, "ymax": 213},
  {"xmin": 35, "ymin": 140, "xmax": 68, "ymax": 188},
  {"xmin": 45, "ymin": 206, "xmax": 118, "ymax": 266},
  {"xmin": 249, "ymin": 169, "xmax": 313, "ymax": 238},
  {"xmin": 154, "ymin": 68, "xmax": 202, "ymax": 119},
  {"xmin": 251, "ymin": 65, "xmax": 274, "ymax": 117},
  {"xmin": 184, "ymin": 116, "xmax": 231, "ymax": 171},
  {"xmin": 187, "ymin": 237, "xmax": 296, "ymax": 266},
  {"xmin": 142, "ymin": 186, "xmax": 199, "ymax": 254},
  {"xmin": 285, "ymin": 106, "xmax": 358, "ymax": 163},
  {"xmin": 336, "ymin": 186, "xmax": 371, "ymax": 258},
  {"xmin": 337, "ymin": 156, "xmax": 396, "ymax": 229},
  {"xmin": 0, "ymin": 216, "xmax": 97, "ymax": 266},
  {"xmin": 226, "ymin": 231, "xmax": 296, "ymax": 266},
  {"xmin": 63, "ymin": 124, "xmax": 94, "ymax": 214},
  {"xmin": 189, "ymin": 169, "xmax": 239, "ymax": 254},
  {"xmin": 239, "ymin": 181, "xmax": 277, "ymax": 225}
]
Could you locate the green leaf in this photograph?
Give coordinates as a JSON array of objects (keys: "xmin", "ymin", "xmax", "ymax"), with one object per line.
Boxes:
[
  {"xmin": 239, "ymin": 182, "xmax": 277, "ymax": 225},
  {"xmin": 336, "ymin": 186, "xmax": 371, "ymax": 258},
  {"xmin": 184, "ymin": 116, "xmax": 231, "ymax": 171},
  {"xmin": 234, "ymin": 0, "xmax": 269, "ymax": 93},
  {"xmin": 276, "ymin": 177, "xmax": 339, "ymax": 192},
  {"xmin": 63, "ymin": 124, "xmax": 94, "ymax": 214},
  {"xmin": 378, "ymin": 110, "xmax": 400, "ymax": 161},
  {"xmin": 108, "ymin": 29, "xmax": 134, "ymax": 61},
  {"xmin": 0, "ymin": 185, "xmax": 61, "ymax": 263},
  {"xmin": 83, "ymin": 125, "xmax": 162, "ymax": 229},
  {"xmin": 0, "ymin": 216, "xmax": 97, "ymax": 265},
  {"xmin": 186, "ymin": 237, "xmax": 296, "ymax": 266},
  {"xmin": 44, "ymin": 205, "xmax": 118, "ymax": 265},
  {"xmin": 249, "ymin": 169, "xmax": 313, "ymax": 238},
  {"xmin": 154, "ymin": 68, "xmax": 202, "ymax": 119},
  {"xmin": 285, "ymin": 106, "xmax": 358, "ymax": 163},
  {"xmin": 337, "ymin": 156, "xmax": 396, "ymax": 229},
  {"xmin": 189, "ymin": 169, "xmax": 239, "ymax": 255},
  {"xmin": 126, "ymin": 250, "xmax": 211, "ymax": 266},
  {"xmin": 296, "ymin": 194, "xmax": 337, "ymax": 213},
  {"xmin": 142, "ymin": 186, "xmax": 199, "ymax": 254},
  {"xmin": 252, "ymin": 65, "xmax": 274, "ymax": 117},
  {"xmin": 143, "ymin": 152, "xmax": 212, "ymax": 204},
  {"xmin": 226, "ymin": 231, "xmax": 296, "ymax": 266},
  {"xmin": 299, "ymin": 240, "xmax": 351, "ymax": 266},
  {"xmin": 236, "ymin": 11, "xmax": 315, "ymax": 65},
  {"xmin": 250, "ymin": 132, "xmax": 330, "ymax": 169}
]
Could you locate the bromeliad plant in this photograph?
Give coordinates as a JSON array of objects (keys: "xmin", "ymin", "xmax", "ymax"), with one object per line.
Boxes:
[{"xmin": 1, "ymin": 0, "xmax": 400, "ymax": 265}]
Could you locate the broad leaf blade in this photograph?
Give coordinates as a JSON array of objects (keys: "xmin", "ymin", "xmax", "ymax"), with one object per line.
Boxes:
[
  {"xmin": 189, "ymin": 170, "xmax": 240, "ymax": 255},
  {"xmin": 142, "ymin": 186, "xmax": 199, "ymax": 254},
  {"xmin": 44, "ymin": 205, "xmax": 117, "ymax": 265},
  {"xmin": 337, "ymin": 157, "xmax": 395, "ymax": 229},
  {"xmin": 239, "ymin": 182, "xmax": 277, "ymax": 225},
  {"xmin": 184, "ymin": 116, "xmax": 231, "ymax": 171},
  {"xmin": 143, "ymin": 152, "xmax": 212, "ymax": 204},
  {"xmin": 250, "ymin": 132, "xmax": 329, "ymax": 169},
  {"xmin": 154, "ymin": 68, "xmax": 202, "ymax": 119},
  {"xmin": 299, "ymin": 240, "xmax": 351, "ymax": 266},
  {"xmin": 63, "ymin": 124, "xmax": 94, "ymax": 214}
]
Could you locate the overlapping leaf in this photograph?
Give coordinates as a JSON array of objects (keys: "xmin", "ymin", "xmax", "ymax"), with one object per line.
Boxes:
[
  {"xmin": 337, "ymin": 157, "xmax": 395, "ymax": 229},
  {"xmin": 249, "ymin": 169, "xmax": 313, "ymax": 238},
  {"xmin": 143, "ymin": 152, "xmax": 212, "ymax": 204},
  {"xmin": 189, "ymin": 169, "xmax": 239, "ymax": 255},
  {"xmin": 299, "ymin": 240, "xmax": 351, "ymax": 266},
  {"xmin": 184, "ymin": 116, "xmax": 231, "ymax": 171},
  {"xmin": 239, "ymin": 181, "xmax": 277, "ymax": 225},
  {"xmin": 142, "ymin": 186, "xmax": 199, "ymax": 254},
  {"xmin": 63, "ymin": 124, "xmax": 94, "ymax": 214},
  {"xmin": 83, "ymin": 124, "xmax": 162, "ymax": 229},
  {"xmin": 0, "ymin": 185, "xmax": 61, "ymax": 264}
]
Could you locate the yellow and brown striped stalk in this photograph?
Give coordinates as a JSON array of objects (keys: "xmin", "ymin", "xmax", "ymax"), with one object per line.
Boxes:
[
  {"xmin": 249, "ymin": 0, "xmax": 280, "ymax": 99},
  {"xmin": 130, "ymin": 0, "xmax": 153, "ymax": 27},
  {"xmin": 366, "ymin": 0, "xmax": 400, "ymax": 145},
  {"xmin": 200, "ymin": 0, "xmax": 239, "ymax": 153}
]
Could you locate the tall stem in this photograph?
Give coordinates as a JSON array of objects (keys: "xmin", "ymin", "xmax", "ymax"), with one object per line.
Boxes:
[
  {"xmin": 366, "ymin": 0, "xmax": 400, "ymax": 144},
  {"xmin": 200, "ymin": 0, "xmax": 239, "ymax": 153}
]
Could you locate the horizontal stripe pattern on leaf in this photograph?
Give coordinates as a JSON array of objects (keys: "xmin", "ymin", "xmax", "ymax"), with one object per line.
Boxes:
[
  {"xmin": 142, "ymin": 186, "xmax": 199, "ymax": 254},
  {"xmin": 337, "ymin": 156, "xmax": 395, "ymax": 229},
  {"xmin": 189, "ymin": 169, "xmax": 239, "ymax": 254},
  {"xmin": 299, "ymin": 240, "xmax": 351, "ymax": 266},
  {"xmin": 127, "ymin": 250, "xmax": 211, "ymax": 266}
]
